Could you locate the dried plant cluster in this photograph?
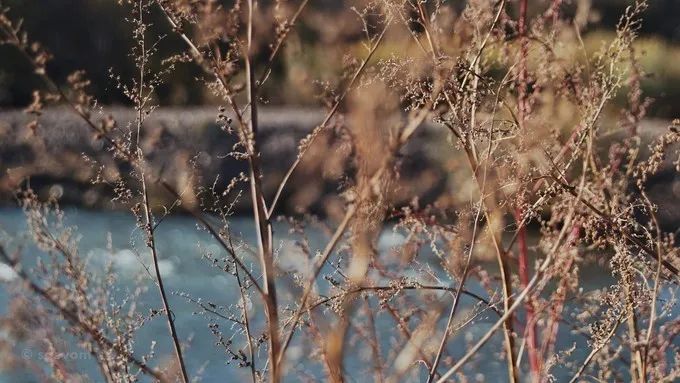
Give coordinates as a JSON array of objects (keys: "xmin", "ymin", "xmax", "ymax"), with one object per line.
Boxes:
[{"xmin": 1, "ymin": 0, "xmax": 679, "ymax": 382}]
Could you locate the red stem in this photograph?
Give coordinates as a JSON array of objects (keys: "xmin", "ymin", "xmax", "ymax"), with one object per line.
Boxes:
[
  {"xmin": 515, "ymin": 207, "xmax": 541, "ymax": 379},
  {"xmin": 540, "ymin": 225, "xmax": 579, "ymax": 383},
  {"xmin": 517, "ymin": 0, "xmax": 540, "ymax": 379}
]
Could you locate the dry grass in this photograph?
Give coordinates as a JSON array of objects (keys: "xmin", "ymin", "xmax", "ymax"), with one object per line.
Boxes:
[{"xmin": 1, "ymin": 1, "xmax": 679, "ymax": 382}]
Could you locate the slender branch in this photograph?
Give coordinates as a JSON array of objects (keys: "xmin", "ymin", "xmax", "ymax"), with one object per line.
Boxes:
[
  {"xmin": 257, "ymin": 0, "xmax": 311, "ymax": 87},
  {"xmin": 641, "ymin": 190, "xmax": 663, "ymax": 380},
  {"xmin": 568, "ymin": 314, "xmax": 624, "ymax": 383},
  {"xmin": 515, "ymin": 0, "xmax": 541, "ymax": 379},
  {"xmin": 140, "ymin": 176, "xmax": 190, "ymax": 383},
  {"xmin": 235, "ymin": 260, "xmax": 258, "ymax": 383},
  {"xmin": 437, "ymin": 88, "xmax": 598, "ymax": 382},
  {"xmin": 266, "ymin": 18, "xmax": 392, "ymax": 218},
  {"xmin": 156, "ymin": 5, "xmax": 283, "ymax": 379},
  {"xmin": 159, "ymin": 181, "xmax": 265, "ymax": 296},
  {"xmin": 276, "ymin": 203, "xmax": 357, "ymax": 368},
  {"xmin": 134, "ymin": 5, "xmax": 188, "ymax": 380},
  {"xmin": 244, "ymin": 2, "xmax": 280, "ymax": 382},
  {"xmin": 0, "ymin": 245, "xmax": 169, "ymax": 383},
  {"xmin": 555, "ymin": 178, "xmax": 679, "ymax": 278},
  {"xmin": 427, "ymin": 82, "xmax": 495, "ymax": 381},
  {"xmin": 307, "ymin": 285, "xmax": 502, "ymax": 318},
  {"xmin": 363, "ymin": 297, "xmax": 384, "ymax": 383},
  {"xmin": 424, "ymin": 2, "xmax": 518, "ymax": 378}
]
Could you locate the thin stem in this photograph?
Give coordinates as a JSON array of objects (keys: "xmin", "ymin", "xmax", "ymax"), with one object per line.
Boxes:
[
  {"xmin": 429, "ymin": 2, "xmax": 518, "ymax": 377},
  {"xmin": 556, "ymin": 179, "xmax": 679, "ymax": 277},
  {"xmin": 140, "ymin": 177, "xmax": 190, "ymax": 383},
  {"xmin": 539, "ymin": 226, "xmax": 579, "ymax": 380},
  {"xmin": 276, "ymin": 203, "xmax": 357, "ymax": 368},
  {"xmin": 159, "ymin": 181, "xmax": 265, "ymax": 296},
  {"xmin": 568, "ymin": 314, "xmax": 624, "ymax": 383},
  {"xmin": 427, "ymin": 86, "xmax": 495, "ymax": 381},
  {"xmin": 515, "ymin": 0, "xmax": 541, "ymax": 378},
  {"xmin": 425, "ymin": 202, "xmax": 481, "ymax": 382},
  {"xmin": 257, "ymin": 0, "xmax": 311, "ymax": 87},
  {"xmin": 235, "ymin": 260, "xmax": 258, "ymax": 383},
  {"xmin": 244, "ymin": 1, "xmax": 281, "ymax": 381},
  {"xmin": 0, "ymin": 245, "xmax": 169, "ymax": 383},
  {"xmin": 307, "ymin": 285, "xmax": 501, "ymax": 318},
  {"xmin": 437, "ymin": 91, "xmax": 598, "ymax": 382},
  {"xmin": 134, "ymin": 5, "xmax": 188, "ymax": 379},
  {"xmin": 266, "ymin": 18, "xmax": 392, "ymax": 218},
  {"xmin": 515, "ymin": 207, "xmax": 541, "ymax": 380},
  {"xmin": 640, "ymin": 190, "xmax": 662, "ymax": 381},
  {"xmin": 364, "ymin": 297, "xmax": 384, "ymax": 383}
]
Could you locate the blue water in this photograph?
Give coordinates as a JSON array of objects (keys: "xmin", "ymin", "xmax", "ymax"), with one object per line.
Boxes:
[{"xmin": 0, "ymin": 207, "xmax": 677, "ymax": 382}]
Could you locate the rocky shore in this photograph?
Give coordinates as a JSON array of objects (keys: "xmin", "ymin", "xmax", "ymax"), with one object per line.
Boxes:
[
  {"xmin": 1, "ymin": 107, "xmax": 678, "ymax": 228},
  {"xmin": 0, "ymin": 107, "xmax": 446, "ymax": 219}
]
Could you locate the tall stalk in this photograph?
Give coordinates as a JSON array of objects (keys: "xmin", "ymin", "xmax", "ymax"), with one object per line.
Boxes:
[
  {"xmin": 516, "ymin": 0, "xmax": 541, "ymax": 378},
  {"xmin": 134, "ymin": 3, "xmax": 188, "ymax": 381},
  {"xmin": 244, "ymin": 1, "xmax": 280, "ymax": 381}
]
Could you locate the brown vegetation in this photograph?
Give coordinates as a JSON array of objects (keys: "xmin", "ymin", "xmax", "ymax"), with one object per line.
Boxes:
[{"xmin": 1, "ymin": 0, "xmax": 679, "ymax": 382}]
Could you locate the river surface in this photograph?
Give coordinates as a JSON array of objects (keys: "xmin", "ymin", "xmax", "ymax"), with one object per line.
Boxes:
[{"xmin": 0, "ymin": 207, "xmax": 677, "ymax": 382}]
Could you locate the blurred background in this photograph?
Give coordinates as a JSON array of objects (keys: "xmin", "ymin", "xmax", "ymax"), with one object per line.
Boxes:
[
  {"xmin": 0, "ymin": 0, "xmax": 678, "ymax": 115},
  {"xmin": 0, "ymin": 0, "xmax": 678, "ymax": 217}
]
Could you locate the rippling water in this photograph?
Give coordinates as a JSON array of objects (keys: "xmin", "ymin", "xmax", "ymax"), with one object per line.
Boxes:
[{"xmin": 0, "ymin": 207, "xmax": 677, "ymax": 382}]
